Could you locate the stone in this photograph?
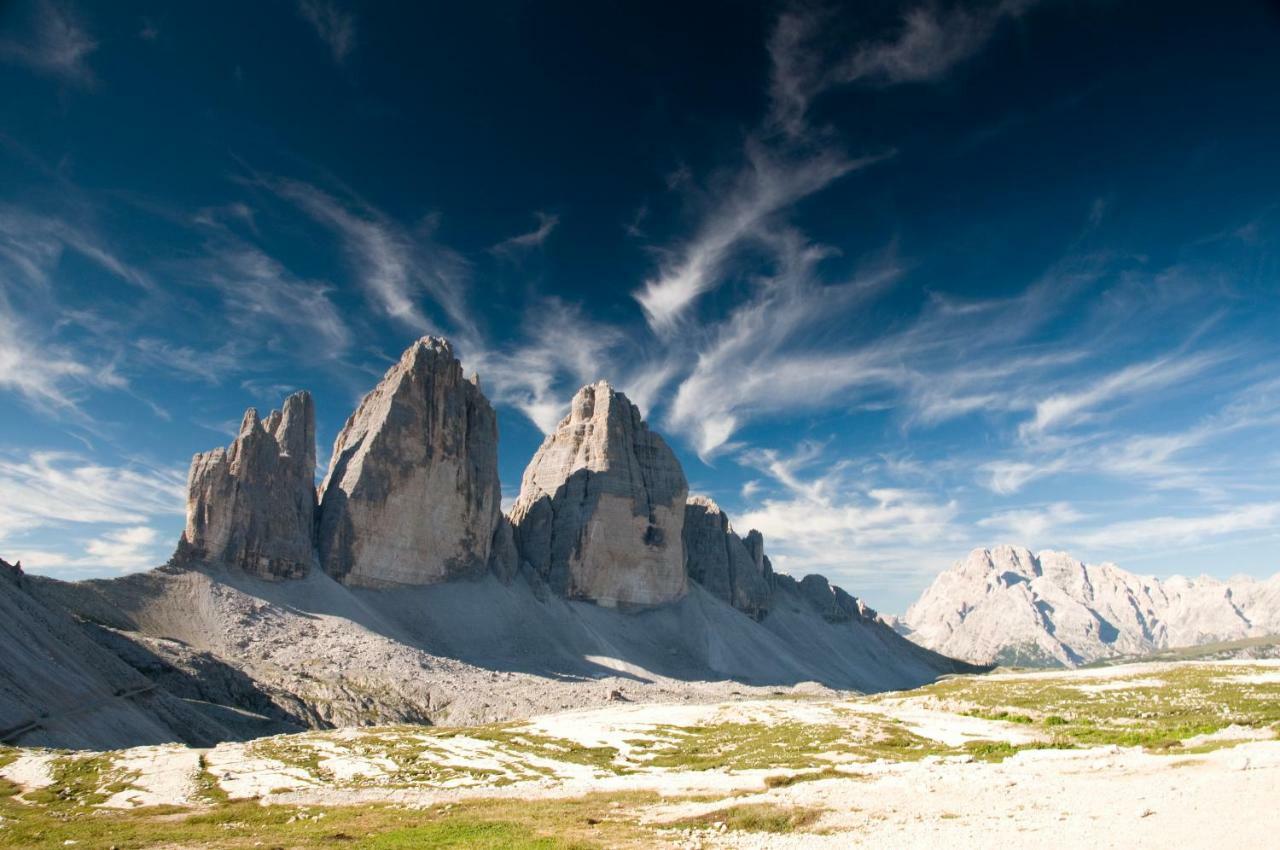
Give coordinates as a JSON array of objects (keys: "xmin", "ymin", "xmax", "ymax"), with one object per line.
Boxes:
[
  {"xmin": 316, "ymin": 337, "xmax": 503, "ymax": 587},
  {"xmin": 177, "ymin": 391, "xmax": 317, "ymax": 580},
  {"xmin": 682, "ymin": 496, "xmax": 772, "ymax": 619},
  {"xmin": 510, "ymin": 381, "xmax": 688, "ymax": 607},
  {"xmin": 901, "ymin": 544, "xmax": 1280, "ymax": 666}
]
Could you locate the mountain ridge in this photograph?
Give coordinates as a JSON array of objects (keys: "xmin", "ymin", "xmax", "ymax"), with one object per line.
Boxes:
[
  {"xmin": 900, "ymin": 544, "xmax": 1280, "ymax": 666},
  {"xmin": 1, "ymin": 336, "xmax": 979, "ymax": 749}
]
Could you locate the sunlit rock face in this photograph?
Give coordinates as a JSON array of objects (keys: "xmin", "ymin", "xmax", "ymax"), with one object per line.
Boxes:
[
  {"xmin": 510, "ymin": 381, "xmax": 688, "ymax": 607},
  {"xmin": 683, "ymin": 496, "xmax": 773, "ymax": 619},
  {"xmin": 902, "ymin": 544, "xmax": 1280, "ymax": 666},
  {"xmin": 316, "ymin": 337, "xmax": 503, "ymax": 587},
  {"xmin": 178, "ymin": 391, "xmax": 317, "ymax": 580}
]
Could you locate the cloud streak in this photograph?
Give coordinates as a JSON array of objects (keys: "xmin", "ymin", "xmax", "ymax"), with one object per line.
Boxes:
[
  {"xmin": 769, "ymin": 1, "xmax": 1037, "ymax": 136},
  {"xmin": 0, "ymin": 0, "xmax": 98, "ymax": 84},
  {"xmin": 297, "ymin": 0, "xmax": 356, "ymax": 63}
]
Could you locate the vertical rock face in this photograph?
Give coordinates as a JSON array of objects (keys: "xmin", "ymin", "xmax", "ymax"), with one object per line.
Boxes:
[
  {"xmin": 683, "ymin": 496, "xmax": 773, "ymax": 619},
  {"xmin": 317, "ymin": 337, "xmax": 502, "ymax": 587},
  {"xmin": 510, "ymin": 381, "xmax": 688, "ymax": 607},
  {"xmin": 179, "ymin": 391, "xmax": 317, "ymax": 580}
]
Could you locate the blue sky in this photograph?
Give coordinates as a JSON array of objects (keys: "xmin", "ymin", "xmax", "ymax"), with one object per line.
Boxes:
[{"xmin": 1, "ymin": 0, "xmax": 1277, "ymax": 612}]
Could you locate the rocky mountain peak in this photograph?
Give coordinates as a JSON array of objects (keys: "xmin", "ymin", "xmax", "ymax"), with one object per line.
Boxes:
[
  {"xmin": 177, "ymin": 390, "xmax": 317, "ymax": 580},
  {"xmin": 316, "ymin": 335, "xmax": 505, "ymax": 587},
  {"xmin": 903, "ymin": 545, "xmax": 1280, "ymax": 666},
  {"xmin": 682, "ymin": 496, "xmax": 772, "ymax": 619},
  {"xmin": 510, "ymin": 381, "xmax": 688, "ymax": 607}
]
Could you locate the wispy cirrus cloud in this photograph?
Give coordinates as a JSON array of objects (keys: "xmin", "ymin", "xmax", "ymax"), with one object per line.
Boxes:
[
  {"xmin": 666, "ymin": 234, "xmax": 902, "ymax": 457},
  {"xmin": 1069, "ymin": 502, "xmax": 1280, "ymax": 551},
  {"xmin": 190, "ymin": 235, "xmax": 352, "ymax": 357},
  {"xmin": 0, "ymin": 205, "xmax": 152, "ymax": 291},
  {"xmin": 270, "ymin": 178, "xmax": 475, "ymax": 340},
  {"xmin": 491, "ymin": 211, "xmax": 559, "ymax": 255},
  {"xmin": 0, "ymin": 0, "xmax": 98, "ymax": 85},
  {"xmin": 633, "ymin": 144, "xmax": 880, "ymax": 333},
  {"xmin": 769, "ymin": 1, "xmax": 1037, "ymax": 136},
  {"xmin": 297, "ymin": 0, "xmax": 356, "ymax": 63},
  {"xmin": 1020, "ymin": 352, "xmax": 1222, "ymax": 439},
  {"xmin": 466, "ymin": 298, "xmax": 633, "ymax": 433},
  {"xmin": 0, "ymin": 303, "xmax": 125, "ymax": 414},
  {"xmin": 0, "ymin": 450, "xmax": 184, "ymax": 539},
  {"xmin": 735, "ymin": 444, "xmax": 964, "ymax": 591}
]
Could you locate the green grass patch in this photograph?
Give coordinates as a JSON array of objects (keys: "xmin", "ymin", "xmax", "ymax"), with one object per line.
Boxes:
[
  {"xmin": 908, "ymin": 663, "xmax": 1280, "ymax": 753},
  {"xmin": 666, "ymin": 803, "xmax": 823, "ymax": 834},
  {"xmin": 0, "ymin": 789, "xmax": 676, "ymax": 849},
  {"xmin": 362, "ymin": 819, "xmax": 591, "ymax": 849},
  {"xmin": 763, "ymin": 766, "xmax": 855, "ymax": 788}
]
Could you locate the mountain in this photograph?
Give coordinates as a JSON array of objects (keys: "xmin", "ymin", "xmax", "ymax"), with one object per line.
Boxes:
[
  {"xmin": 900, "ymin": 544, "xmax": 1280, "ymax": 666},
  {"xmin": 1, "ymin": 336, "xmax": 977, "ymax": 749},
  {"xmin": 0, "ymin": 556, "xmax": 298, "ymax": 749}
]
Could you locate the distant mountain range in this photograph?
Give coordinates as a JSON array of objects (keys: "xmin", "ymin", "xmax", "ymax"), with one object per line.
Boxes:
[{"xmin": 897, "ymin": 545, "xmax": 1280, "ymax": 666}]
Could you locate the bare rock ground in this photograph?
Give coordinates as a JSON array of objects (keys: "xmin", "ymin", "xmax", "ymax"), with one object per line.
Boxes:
[{"xmin": 2, "ymin": 660, "xmax": 1276, "ymax": 848}]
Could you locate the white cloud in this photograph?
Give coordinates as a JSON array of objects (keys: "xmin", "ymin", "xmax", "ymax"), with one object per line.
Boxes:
[
  {"xmin": 271, "ymin": 179, "xmax": 474, "ymax": 339},
  {"xmin": 666, "ymin": 237, "xmax": 901, "ymax": 457},
  {"xmin": 9, "ymin": 526, "xmax": 167, "ymax": 575},
  {"xmin": 977, "ymin": 502, "xmax": 1084, "ymax": 545},
  {"xmin": 0, "ymin": 0, "xmax": 97, "ymax": 84},
  {"xmin": 769, "ymin": 1, "xmax": 1038, "ymax": 136},
  {"xmin": 633, "ymin": 143, "xmax": 881, "ymax": 333},
  {"xmin": 195, "ymin": 239, "xmax": 352, "ymax": 356},
  {"xmin": 0, "ymin": 205, "xmax": 152, "ymax": 290},
  {"xmin": 0, "ymin": 451, "xmax": 185, "ymax": 540},
  {"xmin": 730, "ymin": 443, "xmax": 964, "ymax": 603},
  {"xmin": 1021, "ymin": 353, "xmax": 1220, "ymax": 439},
  {"xmin": 492, "ymin": 212, "xmax": 559, "ymax": 254},
  {"xmin": 0, "ymin": 300, "xmax": 125, "ymax": 414},
  {"xmin": 466, "ymin": 298, "xmax": 633, "ymax": 433},
  {"xmin": 297, "ymin": 0, "xmax": 356, "ymax": 63},
  {"xmin": 1070, "ymin": 502, "xmax": 1280, "ymax": 550}
]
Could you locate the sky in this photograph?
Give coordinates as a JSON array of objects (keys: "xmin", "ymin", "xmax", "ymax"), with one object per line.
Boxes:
[{"xmin": 1, "ymin": 0, "xmax": 1278, "ymax": 613}]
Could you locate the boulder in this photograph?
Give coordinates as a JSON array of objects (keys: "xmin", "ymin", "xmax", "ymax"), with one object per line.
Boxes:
[
  {"xmin": 510, "ymin": 381, "xmax": 688, "ymax": 607},
  {"xmin": 177, "ymin": 391, "xmax": 317, "ymax": 580},
  {"xmin": 683, "ymin": 496, "xmax": 772, "ymax": 619},
  {"xmin": 316, "ymin": 337, "xmax": 503, "ymax": 587}
]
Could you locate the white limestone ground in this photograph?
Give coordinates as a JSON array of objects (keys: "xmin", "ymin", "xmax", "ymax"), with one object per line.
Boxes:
[
  {"xmin": 2, "ymin": 659, "xmax": 1277, "ymax": 848},
  {"xmin": 657, "ymin": 741, "xmax": 1280, "ymax": 850}
]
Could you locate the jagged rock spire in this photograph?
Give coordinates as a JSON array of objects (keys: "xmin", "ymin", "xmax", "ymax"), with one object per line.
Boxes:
[
  {"xmin": 683, "ymin": 496, "xmax": 773, "ymax": 619},
  {"xmin": 316, "ymin": 336, "xmax": 507, "ymax": 587},
  {"xmin": 510, "ymin": 381, "xmax": 688, "ymax": 607},
  {"xmin": 178, "ymin": 391, "xmax": 317, "ymax": 580}
]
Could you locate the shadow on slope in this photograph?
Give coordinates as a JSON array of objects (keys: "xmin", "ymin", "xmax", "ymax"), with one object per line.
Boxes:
[{"xmin": 22, "ymin": 563, "xmax": 983, "ymax": 747}]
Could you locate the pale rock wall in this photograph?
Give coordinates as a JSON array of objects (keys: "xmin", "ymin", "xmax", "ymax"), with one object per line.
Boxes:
[
  {"xmin": 178, "ymin": 391, "xmax": 317, "ymax": 580},
  {"xmin": 510, "ymin": 381, "xmax": 688, "ymax": 607},
  {"xmin": 316, "ymin": 337, "xmax": 503, "ymax": 587}
]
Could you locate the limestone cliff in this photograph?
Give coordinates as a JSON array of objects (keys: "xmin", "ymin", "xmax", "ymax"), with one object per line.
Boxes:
[
  {"xmin": 510, "ymin": 381, "xmax": 688, "ymax": 607},
  {"xmin": 683, "ymin": 496, "xmax": 772, "ymax": 619},
  {"xmin": 177, "ymin": 391, "xmax": 317, "ymax": 580},
  {"xmin": 316, "ymin": 337, "xmax": 503, "ymax": 587}
]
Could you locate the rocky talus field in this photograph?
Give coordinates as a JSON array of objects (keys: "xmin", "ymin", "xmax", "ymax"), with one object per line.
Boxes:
[{"xmin": 2, "ymin": 660, "xmax": 1278, "ymax": 848}]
